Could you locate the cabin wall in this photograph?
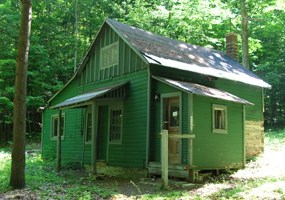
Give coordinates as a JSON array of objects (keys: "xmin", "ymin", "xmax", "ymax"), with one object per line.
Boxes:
[
  {"xmin": 43, "ymin": 70, "xmax": 148, "ymax": 168},
  {"xmin": 43, "ymin": 22, "xmax": 150, "ymax": 168},
  {"xmin": 42, "ymin": 107, "xmax": 90, "ymax": 164},
  {"xmin": 192, "ymin": 95, "xmax": 244, "ymax": 169},
  {"xmin": 214, "ymin": 79, "xmax": 264, "ymax": 157}
]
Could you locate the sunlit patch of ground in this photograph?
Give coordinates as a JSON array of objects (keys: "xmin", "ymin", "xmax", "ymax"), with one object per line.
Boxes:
[
  {"xmin": 238, "ymin": 181, "xmax": 285, "ymax": 200},
  {"xmin": 232, "ymin": 145, "xmax": 285, "ymax": 179},
  {"xmin": 185, "ymin": 183, "xmax": 234, "ymax": 198}
]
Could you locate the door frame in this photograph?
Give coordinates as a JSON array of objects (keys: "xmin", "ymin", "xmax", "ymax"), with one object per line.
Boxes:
[{"xmin": 160, "ymin": 92, "xmax": 182, "ymax": 164}]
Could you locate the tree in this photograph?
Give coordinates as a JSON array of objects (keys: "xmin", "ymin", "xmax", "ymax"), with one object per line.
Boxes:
[
  {"xmin": 240, "ymin": 0, "xmax": 250, "ymax": 69},
  {"xmin": 9, "ymin": 0, "xmax": 32, "ymax": 189}
]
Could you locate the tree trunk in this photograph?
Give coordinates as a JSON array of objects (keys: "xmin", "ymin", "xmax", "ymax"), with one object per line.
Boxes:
[
  {"xmin": 9, "ymin": 0, "xmax": 32, "ymax": 189},
  {"xmin": 241, "ymin": 0, "xmax": 250, "ymax": 69}
]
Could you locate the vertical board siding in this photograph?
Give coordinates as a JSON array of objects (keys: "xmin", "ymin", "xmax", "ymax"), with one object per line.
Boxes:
[
  {"xmin": 79, "ymin": 25, "xmax": 147, "ymax": 84},
  {"xmin": 192, "ymin": 95, "xmax": 244, "ymax": 168}
]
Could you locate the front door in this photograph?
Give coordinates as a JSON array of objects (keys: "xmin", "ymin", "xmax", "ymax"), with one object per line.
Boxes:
[
  {"xmin": 164, "ymin": 97, "xmax": 181, "ymax": 164},
  {"xmin": 97, "ymin": 105, "xmax": 108, "ymax": 160}
]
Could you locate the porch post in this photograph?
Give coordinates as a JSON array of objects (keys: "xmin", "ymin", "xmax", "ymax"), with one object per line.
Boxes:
[
  {"xmin": 91, "ymin": 102, "xmax": 97, "ymax": 174},
  {"xmin": 161, "ymin": 129, "xmax": 168, "ymax": 188},
  {"xmin": 56, "ymin": 109, "xmax": 62, "ymax": 171}
]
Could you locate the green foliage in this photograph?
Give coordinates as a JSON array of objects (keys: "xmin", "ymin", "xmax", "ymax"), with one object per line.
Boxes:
[
  {"xmin": 0, "ymin": 150, "xmax": 11, "ymax": 192},
  {"xmin": 41, "ymin": 144, "xmax": 56, "ymax": 161},
  {"xmin": 0, "ymin": 0, "xmax": 284, "ymax": 141}
]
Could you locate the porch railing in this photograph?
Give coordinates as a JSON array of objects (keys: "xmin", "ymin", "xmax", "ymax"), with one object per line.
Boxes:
[{"xmin": 160, "ymin": 130, "xmax": 195, "ymax": 188}]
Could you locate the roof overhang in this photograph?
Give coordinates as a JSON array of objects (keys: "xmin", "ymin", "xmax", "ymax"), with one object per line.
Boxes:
[
  {"xmin": 51, "ymin": 81, "xmax": 128, "ymax": 109},
  {"xmin": 145, "ymin": 53, "xmax": 271, "ymax": 89},
  {"xmin": 153, "ymin": 76, "xmax": 253, "ymax": 105}
]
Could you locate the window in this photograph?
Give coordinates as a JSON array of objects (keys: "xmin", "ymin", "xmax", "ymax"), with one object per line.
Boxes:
[
  {"xmin": 109, "ymin": 108, "xmax": 122, "ymax": 143},
  {"xmin": 100, "ymin": 42, "xmax": 119, "ymax": 69},
  {"xmin": 51, "ymin": 114, "xmax": 65, "ymax": 139},
  {"xmin": 85, "ymin": 112, "xmax": 92, "ymax": 143},
  {"xmin": 212, "ymin": 104, "xmax": 227, "ymax": 134}
]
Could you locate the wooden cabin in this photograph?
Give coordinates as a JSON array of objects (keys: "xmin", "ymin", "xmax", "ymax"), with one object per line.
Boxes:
[{"xmin": 41, "ymin": 18, "xmax": 271, "ymax": 180}]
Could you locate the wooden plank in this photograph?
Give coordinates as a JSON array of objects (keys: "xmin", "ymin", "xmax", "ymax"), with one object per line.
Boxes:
[
  {"xmin": 188, "ymin": 94, "xmax": 193, "ymax": 167},
  {"xmin": 161, "ymin": 129, "xmax": 168, "ymax": 188},
  {"xmin": 169, "ymin": 134, "xmax": 195, "ymax": 139},
  {"xmin": 149, "ymin": 163, "xmax": 189, "ymax": 170}
]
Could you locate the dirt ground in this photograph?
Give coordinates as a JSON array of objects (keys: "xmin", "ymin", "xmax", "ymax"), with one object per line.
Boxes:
[{"xmin": 1, "ymin": 141, "xmax": 285, "ymax": 199}]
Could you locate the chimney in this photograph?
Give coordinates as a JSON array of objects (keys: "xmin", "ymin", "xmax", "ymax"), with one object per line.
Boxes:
[{"xmin": 225, "ymin": 32, "xmax": 238, "ymax": 61}]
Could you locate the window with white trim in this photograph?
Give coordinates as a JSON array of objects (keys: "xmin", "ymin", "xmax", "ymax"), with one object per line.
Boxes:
[
  {"xmin": 51, "ymin": 114, "xmax": 65, "ymax": 139},
  {"xmin": 109, "ymin": 108, "xmax": 122, "ymax": 143},
  {"xmin": 212, "ymin": 104, "xmax": 227, "ymax": 134},
  {"xmin": 100, "ymin": 42, "xmax": 119, "ymax": 69}
]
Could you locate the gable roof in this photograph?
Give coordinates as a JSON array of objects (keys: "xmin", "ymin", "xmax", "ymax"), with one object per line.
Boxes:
[
  {"xmin": 48, "ymin": 18, "xmax": 270, "ymax": 105},
  {"xmin": 106, "ymin": 18, "xmax": 271, "ymax": 89}
]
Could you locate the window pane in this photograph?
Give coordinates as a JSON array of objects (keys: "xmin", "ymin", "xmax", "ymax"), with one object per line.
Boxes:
[
  {"xmin": 101, "ymin": 42, "xmax": 118, "ymax": 68},
  {"xmin": 109, "ymin": 109, "xmax": 122, "ymax": 142},
  {"xmin": 52, "ymin": 115, "xmax": 65, "ymax": 138},
  {"xmin": 214, "ymin": 109, "xmax": 226, "ymax": 130}
]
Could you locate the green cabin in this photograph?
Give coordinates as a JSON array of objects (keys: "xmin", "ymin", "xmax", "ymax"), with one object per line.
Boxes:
[{"xmin": 41, "ymin": 19, "xmax": 271, "ymax": 179}]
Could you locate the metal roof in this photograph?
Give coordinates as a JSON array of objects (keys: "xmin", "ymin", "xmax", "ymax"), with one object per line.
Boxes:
[
  {"xmin": 153, "ymin": 76, "xmax": 253, "ymax": 105},
  {"xmin": 51, "ymin": 82, "xmax": 128, "ymax": 109},
  {"xmin": 107, "ymin": 19, "xmax": 271, "ymax": 89}
]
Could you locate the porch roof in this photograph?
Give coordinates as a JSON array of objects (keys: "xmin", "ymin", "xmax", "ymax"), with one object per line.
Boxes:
[
  {"xmin": 153, "ymin": 76, "xmax": 253, "ymax": 105},
  {"xmin": 51, "ymin": 81, "xmax": 128, "ymax": 109}
]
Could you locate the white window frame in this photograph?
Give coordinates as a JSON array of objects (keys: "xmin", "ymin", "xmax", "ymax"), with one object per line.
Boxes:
[
  {"xmin": 108, "ymin": 104, "xmax": 123, "ymax": 144},
  {"xmin": 100, "ymin": 42, "xmax": 119, "ymax": 69},
  {"xmin": 50, "ymin": 113, "xmax": 65, "ymax": 140},
  {"xmin": 212, "ymin": 104, "xmax": 227, "ymax": 134},
  {"xmin": 85, "ymin": 108, "xmax": 92, "ymax": 144}
]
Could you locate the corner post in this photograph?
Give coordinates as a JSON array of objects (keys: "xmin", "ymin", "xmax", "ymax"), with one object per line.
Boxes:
[
  {"xmin": 56, "ymin": 109, "xmax": 62, "ymax": 171},
  {"xmin": 161, "ymin": 129, "xmax": 168, "ymax": 188}
]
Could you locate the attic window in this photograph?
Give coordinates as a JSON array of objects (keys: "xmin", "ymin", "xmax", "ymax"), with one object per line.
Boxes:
[
  {"xmin": 100, "ymin": 42, "xmax": 119, "ymax": 69},
  {"xmin": 212, "ymin": 104, "xmax": 227, "ymax": 134}
]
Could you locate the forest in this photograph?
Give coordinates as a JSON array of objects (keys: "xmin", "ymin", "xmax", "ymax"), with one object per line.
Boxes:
[{"xmin": 0, "ymin": 0, "xmax": 284, "ymax": 143}]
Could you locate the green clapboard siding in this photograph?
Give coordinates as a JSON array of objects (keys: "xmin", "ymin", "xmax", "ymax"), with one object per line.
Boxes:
[
  {"xmin": 43, "ymin": 70, "xmax": 148, "ymax": 168},
  {"xmin": 107, "ymin": 70, "xmax": 148, "ymax": 168},
  {"xmin": 42, "ymin": 107, "xmax": 90, "ymax": 164},
  {"xmin": 192, "ymin": 95, "xmax": 244, "ymax": 168},
  {"xmin": 214, "ymin": 79, "xmax": 263, "ymax": 121}
]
